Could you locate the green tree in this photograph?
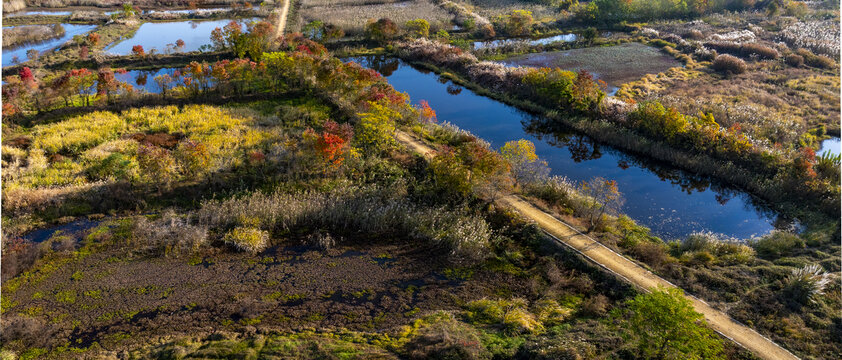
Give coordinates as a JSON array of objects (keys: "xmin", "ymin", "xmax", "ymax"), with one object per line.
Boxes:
[
  {"xmin": 621, "ymin": 287, "xmax": 724, "ymax": 360},
  {"xmin": 582, "ymin": 27, "xmax": 598, "ymax": 44},
  {"xmin": 500, "ymin": 10, "xmax": 533, "ymax": 36},
  {"xmin": 405, "ymin": 19, "xmax": 430, "ymax": 39}
]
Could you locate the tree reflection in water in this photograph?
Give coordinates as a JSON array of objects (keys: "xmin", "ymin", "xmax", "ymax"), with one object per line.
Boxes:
[{"xmin": 522, "ymin": 114, "xmax": 793, "ymax": 232}]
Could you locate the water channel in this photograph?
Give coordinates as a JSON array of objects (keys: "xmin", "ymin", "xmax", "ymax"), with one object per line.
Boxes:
[{"xmin": 349, "ymin": 56, "xmax": 783, "ymax": 240}]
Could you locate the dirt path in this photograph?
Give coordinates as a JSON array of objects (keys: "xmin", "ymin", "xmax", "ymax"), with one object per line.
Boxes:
[
  {"xmin": 274, "ymin": 0, "xmax": 291, "ymax": 37},
  {"xmin": 394, "ymin": 130, "xmax": 799, "ymax": 360}
]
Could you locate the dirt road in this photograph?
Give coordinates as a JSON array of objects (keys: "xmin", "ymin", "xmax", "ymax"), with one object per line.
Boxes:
[
  {"xmin": 394, "ymin": 130, "xmax": 799, "ymax": 360},
  {"xmin": 274, "ymin": 0, "xmax": 291, "ymax": 38}
]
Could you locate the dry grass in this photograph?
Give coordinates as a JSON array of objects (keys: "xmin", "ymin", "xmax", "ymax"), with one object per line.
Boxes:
[
  {"xmin": 299, "ymin": 0, "xmax": 454, "ymax": 35},
  {"xmin": 2, "ymin": 24, "xmax": 65, "ymax": 48},
  {"xmin": 460, "ymin": 0, "xmax": 557, "ymax": 21}
]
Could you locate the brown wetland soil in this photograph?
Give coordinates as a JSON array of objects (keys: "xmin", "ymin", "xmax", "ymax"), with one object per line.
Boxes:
[{"xmin": 1, "ymin": 235, "xmax": 530, "ymax": 353}]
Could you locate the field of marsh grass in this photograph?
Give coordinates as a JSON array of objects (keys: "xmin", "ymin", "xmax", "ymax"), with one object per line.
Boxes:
[
  {"xmin": 298, "ymin": 0, "xmax": 454, "ymax": 35},
  {"xmin": 2, "ymin": 24, "xmax": 66, "ymax": 48},
  {"xmin": 501, "ymin": 42, "xmax": 684, "ymax": 91}
]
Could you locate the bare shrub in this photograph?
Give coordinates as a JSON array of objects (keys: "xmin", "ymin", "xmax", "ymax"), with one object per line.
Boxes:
[
  {"xmin": 306, "ymin": 231, "xmax": 337, "ymax": 250},
  {"xmin": 581, "ymin": 294, "xmax": 610, "ymax": 316},
  {"xmin": 1, "ymin": 236, "xmax": 44, "ymax": 281},
  {"xmin": 631, "ymin": 242, "xmax": 670, "ymax": 269},
  {"xmin": 0, "ymin": 314, "xmax": 55, "ymax": 348},
  {"xmin": 132, "ymin": 210, "xmax": 208, "ymax": 256},
  {"xmin": 712, "ymin": 54, "xmax": 746, "ymax": 74}
]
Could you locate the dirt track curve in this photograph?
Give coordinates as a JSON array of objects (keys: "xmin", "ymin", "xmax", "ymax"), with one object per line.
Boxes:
[{"xmin": 394, "ymin": 130, "xmax": 799, "ymax": 360}]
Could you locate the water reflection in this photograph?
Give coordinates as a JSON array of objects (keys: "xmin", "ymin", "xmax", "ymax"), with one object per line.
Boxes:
[
  {"xmin": 2, "ymin": 24, "xmax": 97, "ymax": 67},
  {"xmin": 347, "ymin": 56, "xmax": 783, "ymax": 239},
  {"xmin": 105, "ymin": 18, "xmax": 257, "ymax": 55}
]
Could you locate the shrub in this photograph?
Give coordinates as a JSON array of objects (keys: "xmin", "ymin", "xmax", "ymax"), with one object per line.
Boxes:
[
  {"xmin": 581, "ymin": 294, "xmax": 610, "ymax": 316},
  {"xmin": 795, "ymin": 48, "xmax": 837, "ymax": 69},
  {"xmin": 751, "ymin": 231, "xmax": 804, "ymax": 258},
  {"xmin": 782, "ymin": 264, "xmax": 831, "ymax": 306},
  {"xmin": 740, "ymin": 43, "xmax": 779, "ymax": 59},
  {"xmin": 785, "ymin": 53, "xmax": 804, "ymax": 67},
  {"xmin": 712, "ymin": 54, "xmax": 746, "ymax": 74},
  {"xmin": 132, "ymin": 211, "xmax": 209, "ymax": 256},
  {"xmin": 684, "ymin": 29, "xmax": 704, "ymax": 40},
  {"xmin": 365, "ymin": 18, "xmax": 399, "ymax": 42},
  {"xmin": 405, "ymin": 19, "xmax": 430, "ymax": 39},
  {"xmin": 131, "ymin": 45, "xmax": 145, "ymax": 56},
  {"xmin": 621, "ymin": 287, "xmax": 724, "ymax": 360},
  {"xmin": 223, "ymin": 226, "xmax": 269, "ymax": 253},
  {"xmin": 525, "ymin": 176, "xmax": 574, "ymax": 211},
  {"xmin": 495, "ymin": 10, "xmax": 533, "ymax": 37}
]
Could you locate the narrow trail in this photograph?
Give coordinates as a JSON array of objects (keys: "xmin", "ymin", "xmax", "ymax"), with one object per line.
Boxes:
[
  {"xmin": 274, "ymin": 0, "xmax": 291, "ymax": 38},
  {"xmin": 394, "ymin": 129, "xmax": 799, "ymax": 360}
]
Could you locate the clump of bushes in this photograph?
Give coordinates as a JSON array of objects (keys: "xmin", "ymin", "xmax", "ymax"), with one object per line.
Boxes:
[
  {"xmin": 785, "ymin": 53, "xmax": 805, "ymax": 67},
  {"xmin": 705, "ymin": 41, "xmax": 779, "ymax": 60},
  {"xmin": 671, "ymin": 232, "xmax": 755, "ymax": 266},
  {"xmin": 132, "ymin": 211, "xmax": 208, "ymax": 257},
  {"xmin": 712, "ymin": 54, "xmax": 747, "ymax": 74},
  {"xmin": 795, "ymin": 48, "xmax": 837, "ymax": 69},
  {"xmin": 750, "ymin": 231, "xmax": 804, "ymax": 258},
  {"xmin": 223, "ymin": 226, "xmax": 269, "ymax": 253}
]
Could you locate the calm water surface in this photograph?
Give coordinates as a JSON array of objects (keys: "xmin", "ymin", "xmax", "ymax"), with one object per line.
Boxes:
[
  {"xmin": 819, "ymin": 137, "xmax": 841, "ymax": 156},
  {"xmin": 105, "ymin": 18, "xmax": 257, "ymax": 55},
  {"xmin": 2, "ymin": 24, "xmax": 97, "ymax": 67},
  {"xmin": 350, "ymin": 56, "xmax": 781, "ymax": 240}
]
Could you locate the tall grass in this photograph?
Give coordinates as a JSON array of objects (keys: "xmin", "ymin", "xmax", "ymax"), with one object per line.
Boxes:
[
  {"xmin": 3, "ymin": 24, "xmax": 65, "ymax": 48},
  {"xmin": 195, "ymin": 185, "xmax": 492, "ymax": 260}
]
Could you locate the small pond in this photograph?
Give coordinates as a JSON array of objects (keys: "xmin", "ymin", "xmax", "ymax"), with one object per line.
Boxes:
[
  {"xmin": 105, "ymin": 18, "xmax": 257, "ymax": 55},
  {"xmin": 2, "ymin": 24, "xmax": 97, "ymax": 67},
  {"xmin": 501, "ymin": 42, "xmax": 683, "ymax": 95},
  {"xmin": 473, "ymin": 33, "xmax": 578, "ymax": 50},
  {"xmin": 819, "ymin": 137, "xmax": 841, "ymax": 156},
  {"xmin": 348, "ymin": 56, "xmax": 784, "ymax": 240}
]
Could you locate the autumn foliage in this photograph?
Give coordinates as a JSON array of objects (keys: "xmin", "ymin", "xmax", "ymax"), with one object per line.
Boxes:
[{"xmin": 305, "ymin": 120, "xmax": 354, "ymax": 167}]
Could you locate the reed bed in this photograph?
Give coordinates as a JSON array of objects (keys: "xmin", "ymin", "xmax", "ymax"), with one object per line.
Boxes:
[
  {"xmin": 299, "ymin": 0, "xmax": 454, "ymax": 35},
  {"xmin": 3, "ymin": 24, "xmax": 65, "ymax": 48}
]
